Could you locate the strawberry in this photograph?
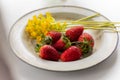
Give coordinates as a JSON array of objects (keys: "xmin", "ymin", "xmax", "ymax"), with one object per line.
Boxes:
[
  {"xmin": 66, "ymin": 26, "xmax": 84, "ymax": 41},
  {"xmin": 39, "ymin": 45, "xmax": 60, "ymax": 61},
  {"xmin": 60, "ymin": 46, "xmax": 82, "ymax": 62},
  {"xmin": 72, "ymin": 32, "xmax": 94, "ymax": 57},
  {"xmin": 35, "ymin": 31, "xmax": 61, "ymax": 52},
  {"xmin": 53, "ymin": 34, "xmax": 71, "ymax": 52},
  {"xmin": 46, "ymin": 31, "xmax": 61, "ymax": 44},
  {"xmin": 78, "ymin": 33, "xmax": 94, "ymax": 47}
]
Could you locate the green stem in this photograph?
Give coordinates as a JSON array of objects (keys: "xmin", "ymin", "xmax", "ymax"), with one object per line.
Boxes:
[
  {"xmin": 76, "ymin": 13, "xmax": 100, "ymax": 21},
  {"xmin": 51, "ymin": 13, "xmax": 120, "ymax": 32},
  {"xmin": 71, "ymin": 21, "xmax": 120, "ymax": 25}
]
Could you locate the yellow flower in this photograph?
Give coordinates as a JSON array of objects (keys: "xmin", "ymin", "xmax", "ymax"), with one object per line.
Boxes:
[
  {"xmin": 36, "ymin": 19, "xmax": 41, "ymax": 25},
  {"xmin": 25, "ymin": 26, "xmax": 30, "ymax": 32},
  {"xmin": 38, "ymin": 13, "xmax": 43, "ymax": 18},
  {"xmin": 46, "ymin": 12, "xmax": 51, "ymax": 17},
  {"xmin": 31, "ymin": 31, "xmax": 37, "ymax": 38},
  {"xmin": 44, "ymin": 30, "xmax": 48, "ymax": 36},
  {"xmin": 25, "ymin": 12, "xmax": 67, "ymax": 43},
  {"xmin": 28, "ymin": 19, "xmax": 32, "ymax": 26},
  {"xmin": 36, "ymin": 36, "xmax": 42, "ymax": 43},
  {"xmin": 25, "ymin": 26, "xmax": 34, "ymax": 33},
  {"xmin": 33, "ymin": 15, "xmax": 37, "ymax": 21}
]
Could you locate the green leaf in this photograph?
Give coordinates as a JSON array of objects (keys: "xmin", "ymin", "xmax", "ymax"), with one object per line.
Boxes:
[
  {"xmin": 71, "ymin": 41, "xmax": 93, "ymax": 58},
  {"xmin": 61, "ymin": 34, "xmax": 71, "ymax": 49},
  {"xmin": 44, "ymin": 36, "xmax": 52, "ymax": 44},
  {"xmin": 35, "ymin": 44, "xmax": 43, "ymax": 52}
]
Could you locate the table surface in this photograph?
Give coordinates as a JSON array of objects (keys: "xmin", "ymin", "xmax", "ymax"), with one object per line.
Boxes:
[{"xmin": 0, "ymin": 0, "xmax": 120, "ymax": 80}]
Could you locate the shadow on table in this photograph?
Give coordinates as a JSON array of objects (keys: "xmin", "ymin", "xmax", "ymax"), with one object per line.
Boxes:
[{"xmin": 0, "ymin": 13, "xmax": 13, "ymax": 80}]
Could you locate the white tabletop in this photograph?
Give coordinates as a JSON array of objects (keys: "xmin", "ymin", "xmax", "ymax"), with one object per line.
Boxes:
[{"xmin": 0, "ymin": 0, "xmax": 120, "ymax": 80}]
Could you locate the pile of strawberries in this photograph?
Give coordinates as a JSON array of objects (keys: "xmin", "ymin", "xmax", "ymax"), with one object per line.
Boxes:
[{"xmin": 39, "ymin": 26, "xmax": 94, "ymax": 62}]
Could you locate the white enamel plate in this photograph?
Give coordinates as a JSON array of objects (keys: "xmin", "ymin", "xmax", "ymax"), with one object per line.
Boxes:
[{"xmin": 9, "ymin": 6, "xmax": 119, "ymax": 71}]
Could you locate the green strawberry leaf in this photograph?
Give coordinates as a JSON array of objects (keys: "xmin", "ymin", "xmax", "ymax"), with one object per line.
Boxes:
[
  {"xmin": 35, "ymin": 43, "xmax": 43, "ymax": 52},
  {"xmin": 80, "ymin": 42, "xmax": 93, "ymax": 58},
  {"xmin": 35, "ymin": 36, "xmax": 53, "ymax": 52},
  {"xmin": 71, "ymin": 41, "xmax": 93, "ymax": 58},
  {"xmin": 62, "ymin": 34, "xmax": 71, "ymax": 49},
  {"xmin": 44, "ymin": 36, "xmax": 52, "ymax": 44}
]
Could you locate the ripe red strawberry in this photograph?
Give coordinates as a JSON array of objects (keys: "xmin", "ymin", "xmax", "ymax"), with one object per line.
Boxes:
[
  {"xmin": 39, "ymin": 45, "xmax": 60, "ymax": 61},
  {"xmin": 66, "ymin": 26, "xmax": 84, "ymax": 41},
  {"xmin": 46, "ymin": 31, "xmax": 61, "ymax": 44},
  {"xmin": 60, "ymin": 46, "xmax": 82, "ymax": 62},
  {"xmin": 52, "ymin": 35, "xmax": 71, "ymax": 52},
  {"xmin": 78, "ymin": 33, "xmax": 94, "ymax": 47},
  {"xmin": 75, "ymin": 33, "xmax": 94, "ymax": 57}
]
